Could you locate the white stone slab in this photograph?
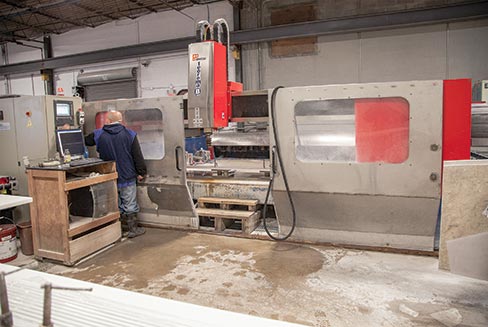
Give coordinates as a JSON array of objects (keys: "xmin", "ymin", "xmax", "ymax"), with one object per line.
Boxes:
[
  {"xmin": 447, "ymin": 232, "xmax": 488, "ymax": 281},
  {"xmin": 0, "ymin": 264, "xmax": 305, "ymax": 327},
  {"xmin": 0, "ymin": 195, "xmax": 32, "ymax": 210}
]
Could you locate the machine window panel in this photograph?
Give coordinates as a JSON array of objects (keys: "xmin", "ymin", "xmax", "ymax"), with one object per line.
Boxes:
[
  {"xmin": 295, "ymin": 98, "xmax": 409, "ymax": 163},
  {"xmin": 124, "ymin": 109, "xmax": 165, "ymax": 160},
  {"xmin": 94, "ymin": 109, "xmax": 165, "ymax": 160}
]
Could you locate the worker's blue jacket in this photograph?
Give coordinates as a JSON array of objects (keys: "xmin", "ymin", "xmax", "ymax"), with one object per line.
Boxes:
[{"xmin": 85, "ymin": 123, "xmax": 146, "ymax": 188}]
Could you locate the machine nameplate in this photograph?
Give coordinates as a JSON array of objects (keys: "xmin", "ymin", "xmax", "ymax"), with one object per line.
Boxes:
[{"xmin": 188, "ymin": 42, "xmax": 213, "ymax": 128}]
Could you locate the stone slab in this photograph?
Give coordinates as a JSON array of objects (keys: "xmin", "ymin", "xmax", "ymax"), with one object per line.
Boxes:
[
  {"xmin": 447, "ymin": 232, "xmax": 488, "ymax": 281},
  {"xmin": 439, "ymin": 160, "xmax": 488, "ymax": 270}
]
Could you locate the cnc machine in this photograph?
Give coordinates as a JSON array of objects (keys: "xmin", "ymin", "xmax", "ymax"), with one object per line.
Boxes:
[{"xmin": 82, "ymin": 20, "xmax": 472, "ymax": 252}]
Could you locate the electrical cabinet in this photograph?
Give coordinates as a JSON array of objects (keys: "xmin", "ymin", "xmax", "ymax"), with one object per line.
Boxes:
[{"xmin": 0, "ymin": 95, "xmax": 82, "ymax": 219}]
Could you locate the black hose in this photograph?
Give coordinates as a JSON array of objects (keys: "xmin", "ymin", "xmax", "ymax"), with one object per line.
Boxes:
[{"xmin": 262, "ymin": 86, "xmax": 297, "ymax": 241}]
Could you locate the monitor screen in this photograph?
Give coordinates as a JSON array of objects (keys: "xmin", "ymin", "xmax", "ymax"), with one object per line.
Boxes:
[
  {"xmin": 56, "ymin": 102, "xmax": 72, "ymax": 117},
  {"xmin": 57, "ymin": 129, "xmax": 85, "ymax": 157}
]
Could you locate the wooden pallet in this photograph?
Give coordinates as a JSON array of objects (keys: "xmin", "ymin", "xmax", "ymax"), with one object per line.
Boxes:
[
  {"xmin": 260, "ymin": 169, "xmax": 271, "ymax": 178},
  {"xmin": 198, "ymin": 197, "xmax": 258, "ymax": 211},
  {"xmin": 196, "ymin": 197, "xmax": 260, "ymax": 234},
  {"xmin": 196, "ymin": 208, "xmax": 260, "ymax": 234}
]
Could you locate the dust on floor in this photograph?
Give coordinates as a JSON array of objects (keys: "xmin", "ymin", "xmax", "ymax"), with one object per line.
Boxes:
[{"xmin": 15, "ymin": 228, "xmax": 488, "ymax": 327}]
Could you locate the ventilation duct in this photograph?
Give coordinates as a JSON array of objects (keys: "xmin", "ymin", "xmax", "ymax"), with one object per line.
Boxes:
[{"xmin": 77, "ymin": 68, "xmax": 136, "ymax": 86}]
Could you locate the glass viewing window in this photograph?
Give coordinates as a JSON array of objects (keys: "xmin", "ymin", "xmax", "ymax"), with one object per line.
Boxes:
[
  {"xmin": 294, "ymin": 98, "xmax": 410, "ymax": 163},
  {"xmin": 95, "ymin": 109, "xmax": 165, "ymax": 160}
]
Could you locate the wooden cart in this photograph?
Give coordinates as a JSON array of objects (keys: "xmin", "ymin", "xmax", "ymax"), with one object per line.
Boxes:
[{"xmin": 27, "ymin": 161, "xmax": 121, "ymax": 265}]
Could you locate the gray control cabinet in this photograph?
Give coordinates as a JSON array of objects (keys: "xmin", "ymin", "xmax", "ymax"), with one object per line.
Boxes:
[{"xmin": 0, "ymin": 95, "xmax": 82, "ymax": 219}]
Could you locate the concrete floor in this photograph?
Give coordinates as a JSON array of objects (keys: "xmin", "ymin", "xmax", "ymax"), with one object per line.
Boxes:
[{"xmin": 12, "ymin": 228, "xmax": 488, "ymax": 327}]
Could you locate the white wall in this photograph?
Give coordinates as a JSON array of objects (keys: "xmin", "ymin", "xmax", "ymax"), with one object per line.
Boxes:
[
  {"xmin": 245, "ymin": 19, "xmax": 488, "ymax": 89},
  {"xmin": 4, "ymin": 1, "xmax": 488, "ymax": 96},
  {"xmin": 3, "ymin": 1, "xmax": 234, "ymax": 97}
]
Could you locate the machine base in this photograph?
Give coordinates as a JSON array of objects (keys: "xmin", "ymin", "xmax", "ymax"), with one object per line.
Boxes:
[{"xmin": 278, "ymin": 226, "xmax": 434, "ymax": 251}]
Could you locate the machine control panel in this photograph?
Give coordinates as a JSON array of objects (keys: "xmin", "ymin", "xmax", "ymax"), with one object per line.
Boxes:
[{"xmin": 54, "ymin": 100, "xmax": 74, "ymax": 127}]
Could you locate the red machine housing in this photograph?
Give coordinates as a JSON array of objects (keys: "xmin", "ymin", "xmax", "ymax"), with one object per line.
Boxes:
[
  {"xmin": 210, "ymin": 41, "xmax": 243, "ymax": 127},
  {"xmin": 212, "ymin": 41, "xmax": 229, "ymax": 128},
  {"xmin": 442, "ymin": 79, "xmax": 472, "ymax": 161}
]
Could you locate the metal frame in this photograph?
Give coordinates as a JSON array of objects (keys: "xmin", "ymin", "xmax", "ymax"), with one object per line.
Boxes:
[
  {"xmin": 1, "ymin": 1, "xmax": 487, "ymax": 75},
  {"xmin": 271, "ymin": 81, "xmax": 443, "ymax": 198},
  {"xmin": 82, "ymin": 97, "xmax": 198, "ymax": 229},
  {"xmin": 269, "ymin": 80, "xmax": 444, "ymax": 250}
]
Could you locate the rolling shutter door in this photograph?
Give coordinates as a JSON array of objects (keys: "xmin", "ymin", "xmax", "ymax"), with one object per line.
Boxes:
[
  {"xmin": 84, "ymin": 80, "xmax": 137, "ymax": 101},
  {"xmin": 78, "ymin": 68, "xmax": 138, "ymax": 101}
]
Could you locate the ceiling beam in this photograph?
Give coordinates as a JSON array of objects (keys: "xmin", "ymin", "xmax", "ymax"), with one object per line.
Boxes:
[
  {"xmin": 0, "ymin": 0, "xmax": 80, "ymax": 19},
  {"xmin": 158, "ymin": 0, "xmax": 195, "ymax": 21},
  {"xmin": 1, "ymin": 16, "xmax": 57, "ymax": 35},
  {"xmin": 0, "ymin": 32, "xmax": 41, "ymax": 43},
  {"xmin": 128, "ymin": 0, "xmax": 158, "ymax": 13},
  {"xmin": 0, "ymin": 0, "xmax": 91, "ymax": 28},
  {"xmin": 0, "ymin": 1, "xmax": 487, "ymax": 75},
  {"xmin": 231, "ymin": 2, "xmax": 488, "ymax": 44},
  {"xmin": 72, "ymin": 3, "xmax": 119, "ymax": 21}
]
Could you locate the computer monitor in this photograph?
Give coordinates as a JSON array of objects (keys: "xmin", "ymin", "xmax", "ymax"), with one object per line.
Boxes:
[{"xmin": 56, "ymin": 129, "xmax": 85, "ymax": 158}]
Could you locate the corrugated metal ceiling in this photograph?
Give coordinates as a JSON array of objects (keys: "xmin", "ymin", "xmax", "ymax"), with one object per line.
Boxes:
[{"xmin": 0, "ymin": 0, "xmax": 233, "ymax": 43}]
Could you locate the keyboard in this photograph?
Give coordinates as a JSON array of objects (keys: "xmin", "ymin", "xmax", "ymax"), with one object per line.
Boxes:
[{"xmin": 69, "ymin": 158, "xmax": 104, "ymax": 167}]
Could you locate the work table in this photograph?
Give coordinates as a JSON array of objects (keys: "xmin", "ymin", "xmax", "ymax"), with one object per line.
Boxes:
[
  {"xmin": 26, "ymin": 161, "xmax": 121, "ymax": 265},
  {"xmin": 0, "ymin": 194, "xmax": 32, "ymax": 211}
]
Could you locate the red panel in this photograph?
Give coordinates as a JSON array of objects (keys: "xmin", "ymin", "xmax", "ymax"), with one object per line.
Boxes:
[
  {"xmin": 95, "ymin": 111, "xmax": 108, "ymax": 129},
  {"xmin": 212, "ymin": 41, "xmax": 228, "ymax": 128},
  {"xmin": 355, "ymin": 98, "xmax": 410, "ymax": 163},
  {"xmin": 443, "ymin": 79, "xmax": 471, "ymax": 161}
]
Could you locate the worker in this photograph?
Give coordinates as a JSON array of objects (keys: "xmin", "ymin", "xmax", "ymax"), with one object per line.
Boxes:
[{"xmin": 85, "ymin": 111, "xmax": 147, "ymax": 238}]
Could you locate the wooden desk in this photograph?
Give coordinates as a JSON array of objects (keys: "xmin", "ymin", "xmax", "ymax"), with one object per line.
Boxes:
[{"xmin": 27, "ymin": 161, "xmax": 121, "ymax": 265}]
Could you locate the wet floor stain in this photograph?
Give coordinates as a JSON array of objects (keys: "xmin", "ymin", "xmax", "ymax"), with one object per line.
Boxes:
[
  {"xmin": 252, "ymin": 242, "xmax": 325, "ymax": 286},
  {"xmin": 36, "ymin": 228, "xmax": 488, "ymax": 327},
  {"xmin": 61, "ymin": 229, "xmax": 197, "ymax": 289}
]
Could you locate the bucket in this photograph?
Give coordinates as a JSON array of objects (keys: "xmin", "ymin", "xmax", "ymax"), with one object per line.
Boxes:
[
  {"xmin": 0, "ymin": 224, "xmax": 17, "ymax": 263},
  {"xmin": 17, "ymin": 221, "xmax": 34, "ymax": 256}
]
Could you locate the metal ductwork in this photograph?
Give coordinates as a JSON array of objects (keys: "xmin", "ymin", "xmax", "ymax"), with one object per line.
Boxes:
[{"xmin": 77, "ymin": 67, "xmax": 137, "ymax": 86}]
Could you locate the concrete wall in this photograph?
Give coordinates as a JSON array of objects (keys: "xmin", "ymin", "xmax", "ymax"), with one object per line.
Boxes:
[{"xmin": 241, "ymin": 0, "xmax": 488, "ymax": 89}]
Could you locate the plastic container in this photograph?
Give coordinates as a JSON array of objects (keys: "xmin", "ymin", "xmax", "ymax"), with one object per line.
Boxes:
[
  {"xmin": 64, "ymin": 148, "xmax": 71, "ymax": 163},
  {"xmin": 17, "ymin": 221, "xmax": 34, "ymax": 256},
  {"xmin": 0, "ymin": 224, "xmax": 17, "ymax": 263}
]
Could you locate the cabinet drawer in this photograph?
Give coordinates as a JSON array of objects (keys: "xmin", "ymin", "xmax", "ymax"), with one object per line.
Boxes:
[{"xmin": 69, "ymin": 221, "xmax": 121, "ymax": 264}]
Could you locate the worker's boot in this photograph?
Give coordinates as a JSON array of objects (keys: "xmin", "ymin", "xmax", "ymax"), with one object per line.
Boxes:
[
  {"xmin": 127, "ymin": 213, "xmax": 145, "ymax": 238},
  {"xmin": 120, "ymin": 213, "xmax": 130, "ymax": 237}
]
